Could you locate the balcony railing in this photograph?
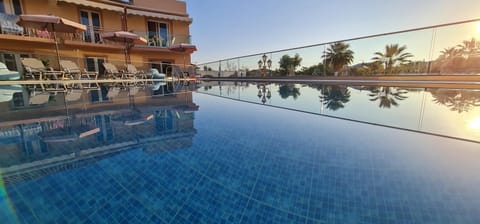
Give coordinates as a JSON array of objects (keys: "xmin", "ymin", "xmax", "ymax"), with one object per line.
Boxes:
[
  {"xmin": 0, "ymin": 14, "xmax": 191, "ymax": 49},
  {"xmin": 198, "ymin": 18, "xmax": 480, "ymax": 77},
  {"xmin": 133, "ymin": 31, "xmax": 191, "ymax": 47}
]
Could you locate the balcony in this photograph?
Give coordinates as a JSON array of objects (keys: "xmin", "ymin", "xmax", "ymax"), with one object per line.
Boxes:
[
  {"xmin": 135, "ymin": 31, "xmax": 191, "ymax": 47},
  {"xmin": 0, "ymin": 13, "xmax": 192, "ymax": 51}
]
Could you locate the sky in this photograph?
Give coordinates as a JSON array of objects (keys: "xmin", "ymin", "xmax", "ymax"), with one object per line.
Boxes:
[{"xmin": 186, "ymin": 0, "xmax": 480, "ymax": 65}]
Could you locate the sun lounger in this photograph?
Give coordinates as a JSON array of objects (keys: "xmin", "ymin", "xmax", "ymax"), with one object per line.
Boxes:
[
  {"xmin": 107, "ymin": 87, "xmax": 121, "ymax": 99},
  {"xmin": 39, "ymin": 126, "xmax": 100, "ymax": 142},
  {"xmin": 65, "ymin": 89, "xmax": 83, "ymax": 102},
  {"xmin": 29, "ymin": 92, "xmax": 50, "ymax": 105},
  {"xmin": 60, "ymin": 60, "xmax": 98, "ymax": 89},
  {"xmin": 21, "ymin": 58, "xmax": 65, "ymax": 81},
  {"xmin": 102, "ymin": 62, "xmax": 134, "ymax": 79},
  {"xmin": 128, "ymin": 86, "xmax": 141, "ymax": 96},
  {"xmin": 126, "ymin": 64, "xmax": 147, "ymax": 79},
  {"xmin": 60, "ymin": 60, "xmax": 98, "ymax": 80}
]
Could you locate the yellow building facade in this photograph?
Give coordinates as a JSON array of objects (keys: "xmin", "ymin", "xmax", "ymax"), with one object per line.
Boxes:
[{"xmin": 0, "ymin": 0, "xmax": 194, "ymax": 77}]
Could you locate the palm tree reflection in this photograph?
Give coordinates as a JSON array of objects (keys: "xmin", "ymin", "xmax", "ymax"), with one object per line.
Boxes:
[
  {"xmin": 278, "ymin": 84, "xmax": 301, "ymax": 100},
  {"xmin": 319, "ymin": 85, "xmax": 351, "ymax": 111},
  {"xmin": 368, "ymin": 87, "xmax": 408, "ymax": 108},
  {"xmin": 430, "ymin": 89, "xmax": 480, "ymax": 113}
]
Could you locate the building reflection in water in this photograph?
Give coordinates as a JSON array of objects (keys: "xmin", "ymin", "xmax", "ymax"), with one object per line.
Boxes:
[{"xmin": 0, "ymin": 81, "xmax": 199, "ymax": 184}]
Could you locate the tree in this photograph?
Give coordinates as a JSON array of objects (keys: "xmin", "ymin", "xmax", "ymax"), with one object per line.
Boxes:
[
  {"xmin": 278, "ymin": 54, "xmax": 302, "ymax": 76},
  {"xmin": 457, "ymin": 38, "xmax": 480, "ymax": 57},
  {"xmin": 298, "ymin": 63, "xmax": 326, "ymax": 76},
  {"xmin": 439, "ymin": 47, "xmax": 462, "ymax": 60},
  {"xmin": 323, "ymin": 42, "xmax": 354, "ymax": 76},
  {"xmin": 372, "ymin": 44, "xmax": 413, "ymax": 75},
  {"xmin": 437, "ymin": 38, "xmax": 480, "ymax": 74}
]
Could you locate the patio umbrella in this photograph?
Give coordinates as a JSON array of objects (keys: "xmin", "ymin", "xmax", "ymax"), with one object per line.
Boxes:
[
  {"xmin": 16, "ymin": 14, "xmax": 86, "ymax": 67},
  {"xmin": 168, "ymin": 43, "xmax": 197, "ymax": 74},
  {"xmin": 101, "ymin": 31, "xmax": 147, "ymax": 65}
]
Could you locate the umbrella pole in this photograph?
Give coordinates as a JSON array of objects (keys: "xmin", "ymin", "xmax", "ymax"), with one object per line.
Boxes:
[
  {"xmin": 183, "ymin": 53, "xmax": 186, "ymax": 78},
  {"xmin": 53, "ymin": 32, "xmax": 61, "ymax": 69},
  {"xmin": 124, "ymin": 42, "xmax": 129, "ymax": 65}
]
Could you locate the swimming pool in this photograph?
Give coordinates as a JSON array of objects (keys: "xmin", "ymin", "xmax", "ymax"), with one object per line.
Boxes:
[{"xmin": 0, "ymin": 81, "xmax": 479, "ymax": 223}]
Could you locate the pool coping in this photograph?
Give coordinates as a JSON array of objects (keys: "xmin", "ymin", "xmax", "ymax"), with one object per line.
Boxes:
[{"xmin": 198, "ymin": 75, "xmax": 480, "ymax": 88}]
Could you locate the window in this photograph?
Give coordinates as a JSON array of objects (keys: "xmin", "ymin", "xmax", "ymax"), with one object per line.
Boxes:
[
  {"xmin": 85, "ymin": 57, "xmax": 105, "ymax": 74},
  {"xmin": 11, "ymin": 0, "xmax": 21, "ymax": 15},
  {"xmin": 147, "ymin": 21, "xmax": 169, "ymax": 47},
  {"xmin": 0, "ymin": 0, "xmax": 5, "ymax": 13},
  {"xmin": 0, "ymin": 0, "xmax": 22, "ymax": 15},
  {"xmin": 0, "ymin": 52, "xmax": 18, "ymax": 71},
  {"xmin": 80, "ymin": 10, "xmax": 101, "ymax": 43}
]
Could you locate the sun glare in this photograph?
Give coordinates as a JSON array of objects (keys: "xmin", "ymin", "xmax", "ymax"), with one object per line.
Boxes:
[
  {"xmin": 470, "ymin": 117, "xmax": 480, "ymax": 129},
  {"xmin": 477, "ymin": 22, "xmax": 480, "ymax": 33}
]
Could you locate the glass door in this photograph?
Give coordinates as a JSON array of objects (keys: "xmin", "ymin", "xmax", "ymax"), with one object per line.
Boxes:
[
  {"xmin": 80, "ymin": 10, "xmax": 101, "ymax": 43},
  {"xmin": 147, "ymin": 21, "xmax": 168, "ymax": 47},
  {"xmin": 0, "ymin": 0, "xmax": 22, "ymax": 14}
]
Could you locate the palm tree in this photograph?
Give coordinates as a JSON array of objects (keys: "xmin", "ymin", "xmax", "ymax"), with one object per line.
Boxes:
[
  {"xmin": 368, "ymin": 87, "xmax": 408, "ymax": 108},
  {"xmin": 439, "ymin": 47, "xmax": 462, "ymax": 60},
  {"xmin": 457, "ymin": 38, "xmax": 480, "ymax": 57},
  {"xmin": 323, "ymin": 42, "xmax": 354, "ymax": 76},
  {"xmin": 372, "ymin": 44, "xmax": 413, "ymax": 75}
]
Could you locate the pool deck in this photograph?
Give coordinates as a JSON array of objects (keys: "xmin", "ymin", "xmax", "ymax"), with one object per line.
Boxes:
[{"xmin": 199, "ymin": 75, "xmax": 480, "ymax": 89}]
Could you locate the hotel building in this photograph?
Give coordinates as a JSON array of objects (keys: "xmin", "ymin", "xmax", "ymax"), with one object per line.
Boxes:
[{"xmin": 0, "ymin": 0, "xmax": 194, "ymax": 76}]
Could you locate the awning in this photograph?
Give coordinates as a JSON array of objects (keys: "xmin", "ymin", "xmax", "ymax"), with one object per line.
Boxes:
[
  {"xmin": 128, "ymin": 9, "xmax": 192, "ymax": 23},
  {"xmin": 57, "ymin": 0, "xmax": 124, "ymax": 13},
  {"xmin": 57, "ymin": 0, "xmax": 192, "ymax": 22}
]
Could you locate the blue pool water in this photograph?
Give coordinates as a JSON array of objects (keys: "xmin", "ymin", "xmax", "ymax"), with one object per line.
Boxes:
[{"xmin": 0, "ymin": 82, "xmax": 479, "ymax": 223}]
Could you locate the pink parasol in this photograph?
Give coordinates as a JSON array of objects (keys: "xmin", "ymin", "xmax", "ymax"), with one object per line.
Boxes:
[
  {"xmin": 168, "ymin": 43, "xmax": 197, "ymax": 73},
  {"xmin": 101, "ymin": 31, "xmax": 148, "ymax": 64},
  {"xmin": 17, "ymin": 14, "xmax": 87, "ymax": 67},
  {"xmin": 168, "ymin": 43, "xmax": 198, "ymax": 53}
]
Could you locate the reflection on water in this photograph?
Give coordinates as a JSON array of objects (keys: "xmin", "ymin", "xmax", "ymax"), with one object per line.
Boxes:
[
  {"xmin": 430, "ymin": 88, "xmax": 480, "ymax": 113},
  {"xmin": 198, "ymin": 81, "xmax": 480, "ymax": 142},
  {"xmin": 0, "ymin": 80, "xmax": 199, "ymax": 184},
  {"xmin": 1, "ymin": 80, "xmax": 480, "ymax": 180},
  {"xmin": 367, "ymin": 86, "xmax": 409, "ymax": 108},
  {"xmin": 319, "ymin": 85, "xmax": 350, "ymax": 111},
  {"xmin": 278, "ymin": 84, "xmax": 300, "ymax": 100}
]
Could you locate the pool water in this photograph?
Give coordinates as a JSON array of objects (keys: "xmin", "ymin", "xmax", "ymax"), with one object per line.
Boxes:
[{"xmin": 0, "ymin": 82, "xmax": 479, "ymax": 223}]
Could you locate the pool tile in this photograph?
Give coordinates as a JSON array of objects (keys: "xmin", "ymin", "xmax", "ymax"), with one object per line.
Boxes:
[
  {"xmin": 251, "ymin": 154, "xmax": 313, "ymax": 217},
  {"xmin": 171, "ymin": 178, "xmax": 249, "ymax": 224},
  {"xmin": 240, "ymin": 199, "xmax": 307, "ymax": 224}
]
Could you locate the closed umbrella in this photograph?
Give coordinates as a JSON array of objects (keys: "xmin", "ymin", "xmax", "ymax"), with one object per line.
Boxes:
[
  {"xmin": 16, "ymin": 14, "xmax": 86, "ymax": 67},
  {"xmin": 101, "ymin": 31, "xmax": 147, "ymax": 65},
  {"xmin": 168, "ymin": 43, "xmax": 197, "ymax": 74}
]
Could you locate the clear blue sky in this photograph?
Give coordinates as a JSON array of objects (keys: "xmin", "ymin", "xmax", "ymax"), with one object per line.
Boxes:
[{"xmin": 186, "ymin": 0, "xmax": 480, "ymax": 64}]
